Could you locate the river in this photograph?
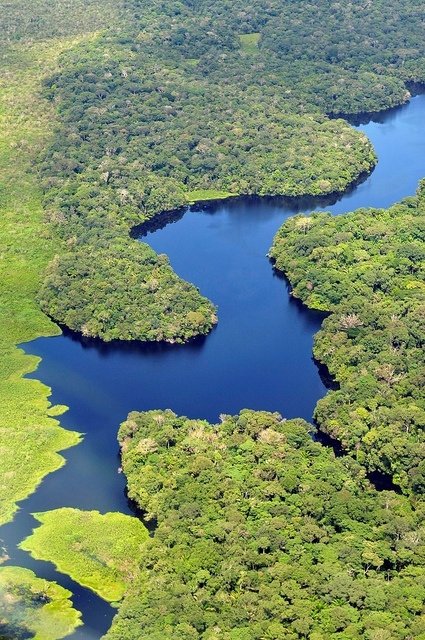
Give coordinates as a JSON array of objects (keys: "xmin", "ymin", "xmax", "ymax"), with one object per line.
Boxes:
[{"xmin": 1, "ymin": 93, "xmax": 425, "ymax": 639}]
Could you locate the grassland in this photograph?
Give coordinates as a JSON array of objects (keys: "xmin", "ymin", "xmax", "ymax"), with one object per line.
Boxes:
[
  {"xmin": 239, "ymin": 32, "xmax": 261, "ymax": 54},
  {"xmin": 0, "ymin": 38, "xmax": 89, "ymax": 526},
  {"xmin": 0, "ymin": 0, "xmax": 129, "ymax": 526},
  {"xmin": 21, "ymin": 509, "xmax": 149, "ymax": 602},
  {"xmin": 185, "ymin": 189, "xmax": 236, "ymax": 203},
  {"xmin": 0, "ymin": 565, "xmax": 81, "ymax": 639}
]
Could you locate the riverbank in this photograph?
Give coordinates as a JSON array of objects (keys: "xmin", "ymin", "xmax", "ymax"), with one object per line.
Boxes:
[
  {"xmin": 4, "ymin": 0, "xmax": 425, "ymax": 530},
  {"xmin": 2, "ymin": 1, "xmax": 425, "ymax": 635},
  {"xmin": 269, "ymin": 182, "xmax": 425, "ymax": 494},
  {"xmin": 2, "ymin": 92, "xmax": 424, "ymax": 639},
  {"xmin": 0, "ymin": 38, "xmax": 85, "ymax": 527}
]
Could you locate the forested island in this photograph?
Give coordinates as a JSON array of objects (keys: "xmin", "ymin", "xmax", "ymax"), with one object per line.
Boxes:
[{"xmin": 1, "ymin": 0, "xmax": 424, "ymax": 638}]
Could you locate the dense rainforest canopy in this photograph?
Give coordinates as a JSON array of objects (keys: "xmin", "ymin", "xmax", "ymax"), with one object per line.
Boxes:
[
  {"xmin": 270, "ymin": 182, "xmax": 425, "ymax": 495},
  {"xmin": 37, "ymin": 0, "xmax": 425, "ymax": 342},
  {"xmin": 2, "ymin": 1, "xmax": 425, "ymax": 638},
  {"xmin": 38, "ymin": 238, "xmax": 216, "ymax": 342},
  {"xmin": 4, "ymin": 0, "xmax": 425, "ymax": 342},
  {"xmin": 105, "ymin": 409, "xmax": 425, "ymax": 640}
]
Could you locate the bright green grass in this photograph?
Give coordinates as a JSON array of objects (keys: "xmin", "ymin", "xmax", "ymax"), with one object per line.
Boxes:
[
  {"xmin": 0, "ymin": 38, "xmax": 89, "ymax": 525},
  {"xmin": 21, "ymin": 509, "xmax": 149, "ymax": 602},
  {"xmin": 185, "ymin": 188, "xmax": 236, "ymax": 203},
  {"xmin": 0, "ymin": 565, "xmax": 82, "ymax": 639},
  {"xmin": 239, "ymin": 32, "xmax": 260, "ymax": 54}
]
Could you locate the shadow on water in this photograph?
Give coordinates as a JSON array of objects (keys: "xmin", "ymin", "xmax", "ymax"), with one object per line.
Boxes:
[
  {"xmin": 2, "ymin": 93, "xmax": 425, "ymax": 638},
  {"xmin": 330, "ymin": 82, "xmax": 425, "ymax": 125},
  {"xmin": 58, "ymin": 324, "xmax": 210, "ymax": 355},
  {"xmin": 131, "ymin": 171, "xmax": 372, "ymax": 240},
  {"xmin": 334, "ymin": 99, "xmax": 414, "ymax": 126},
  {"xmin": 367, "ymin": 471, "xmax": 403, "ymax": 494}
]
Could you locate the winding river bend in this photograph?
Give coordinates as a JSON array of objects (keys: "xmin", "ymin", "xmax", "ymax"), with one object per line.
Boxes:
[{"xmin": 1, "ymin": 94, "xmax": 425, "ymax": 639}]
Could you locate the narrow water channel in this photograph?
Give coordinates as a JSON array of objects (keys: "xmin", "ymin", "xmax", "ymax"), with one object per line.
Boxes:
[{"xmin": 1, "ymin": 94, "xmax": 425, "ymax": 639}]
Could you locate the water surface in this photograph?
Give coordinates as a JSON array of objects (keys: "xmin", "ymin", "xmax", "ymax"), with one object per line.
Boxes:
[{"xmin": 1, "ymin": 94, "xmax": 425, "ymax": 639}]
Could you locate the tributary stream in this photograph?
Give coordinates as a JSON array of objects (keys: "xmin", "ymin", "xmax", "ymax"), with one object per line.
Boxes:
[{"xmin": 1, "ymin": 94, "xmax": 425, "ymax": 639}]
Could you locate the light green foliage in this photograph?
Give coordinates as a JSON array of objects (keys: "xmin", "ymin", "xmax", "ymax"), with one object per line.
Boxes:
[
  {"xmin": 0, "ymin": 565, "xmax": 81, "ymax": 639},
  {"xmin": 185, "ymin": 189, "xmax": 236, "ymax": 203},
  {"xmin": 270, "ymin": 181, "xmax": 425, "ymax": 493},
  {"xmin": 21, "ymin": 509, "xmax": 149, "ymax": 602},
  {"xmin": 0, "ymin": 0, "xmax": 128, "ymax": 528},
  {"xmin": 239, "ymin": 32, "xmax": 260, "ymax": 54},
  {"xmin": 105, "ymin": 409, "xmax": 425, "ymax": 640},
  {"xmin": 0, "ymin": 37, "xmax": 88, "ymax": 525}
]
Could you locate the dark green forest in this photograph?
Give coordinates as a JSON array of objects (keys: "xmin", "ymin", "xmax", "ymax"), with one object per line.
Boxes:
[
  {"xmin": 106, "ymin": 409, "xmax": 425, "ymax": 640},
  {"xmin": 270, "ymin": 182, "xmax": 425, "ymax": 494},
  {"xmin": 38, "ymin": 0, "xmax": 425, "ymax": 342},
  {"xmin": 4, "ymin": 1, "xmax": 424, "ymax": 637},
  {"xmin": 5, "ymin": 0, "xmax": 424, "ymax": 343},
  {"xmin": 38, "ymin": 239, "xmax": 216, "ymax": 343}
]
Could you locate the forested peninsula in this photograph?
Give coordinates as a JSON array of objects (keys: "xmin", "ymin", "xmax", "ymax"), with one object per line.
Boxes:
[
  {"xmin": 270, "ymin": 182, "xmax": 425, "ymax": 494},
  {"xmin": 106, "ymin": 409, "xmax": 425, "ymax": 640},
  {"xmin": 12, "ymin": 0, "xmax": 425, "ymax": 345},
  {"xmin": 34, "ymin": 0, "xmax": 425, "ymax": 343},
  {"xmin": 1, "ymin": 0, "xmax": 425, "ymax": 639},
  {"xmin": 38, "ymin": 4, "xmax": 377, "ymax": 342}
]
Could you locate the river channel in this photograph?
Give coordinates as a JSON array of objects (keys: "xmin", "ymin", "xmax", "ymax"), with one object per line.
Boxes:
[{"xmin": 1, "ymin": 94, "xmax": 425, "ymax": 639}]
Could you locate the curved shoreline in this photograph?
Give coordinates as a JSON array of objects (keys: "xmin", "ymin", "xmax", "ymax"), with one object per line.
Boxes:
[
  {"xmin": 328, "ymin": 80, "xmax": 425, "ymax": 123},
  {"xmin": 130, "ymin": 80, "xmax": 425, "ymax": 243},
  {"xmin": 131, "ymin": 166, "xmax": 375, "ymax": 242},
  {"xmin": 2, "ymin": 93, "xmax": 424, "ymax": 639}
]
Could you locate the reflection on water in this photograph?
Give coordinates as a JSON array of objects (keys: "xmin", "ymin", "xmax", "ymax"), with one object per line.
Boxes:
[{"xmin": 1, "ymin": 94, "xmax": 425, "ymax": 639}]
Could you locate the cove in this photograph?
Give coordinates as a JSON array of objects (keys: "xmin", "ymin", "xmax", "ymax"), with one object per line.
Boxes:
[{"xmin": 1, "ymin": 94, "xmax": 425, "ymax": 639}]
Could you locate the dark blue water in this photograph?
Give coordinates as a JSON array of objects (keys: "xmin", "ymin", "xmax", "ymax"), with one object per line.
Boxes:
[{"xmin": 1, "ymin": 94, "xmax": 425, "ymax": 639}]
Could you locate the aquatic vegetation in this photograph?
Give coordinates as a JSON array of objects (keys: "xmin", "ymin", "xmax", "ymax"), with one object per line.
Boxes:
[
  {"xmin": 21, "ymin": 509, "xmax": 149, "ymax": 602},
  {"xmin": 0, "ymin": 565, "xmax": 81, "ymax": 639},
  {"xmin": 0, "ymin": 35, "xmax": 86, "ymax": 526},
  {"xmin": 270, "ymin": 181, "xmax": 425, "ymax": 493}
]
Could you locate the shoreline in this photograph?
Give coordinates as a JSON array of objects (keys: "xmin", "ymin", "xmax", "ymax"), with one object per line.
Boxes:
[{"xmin": 2, "ymin": 65, "xmax": 423, "ymax": 640}]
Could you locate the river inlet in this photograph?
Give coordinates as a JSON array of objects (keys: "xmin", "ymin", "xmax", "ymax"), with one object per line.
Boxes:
[{"xmin": 1, "ymin": 94, "xmax": 425, "ymax": 639}]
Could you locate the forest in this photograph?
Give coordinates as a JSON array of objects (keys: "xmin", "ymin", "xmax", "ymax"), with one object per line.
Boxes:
[
  {"xmin": 1, "ymin": 0, "xmax": 425, "ymax": 638},
  {"xmin": 38, "ymin": 239, "xmax": 216, "ymax": 342},
  {"xmin": 103, "ymin": 409, "xmax": 425, "ymax": 640},
  {"xmin": 270, "ymin": 182, "xmax": 425, "ymax": 495},
  {"xmin": 36, "ymin": 0, "xmax": 425, "ymax": 342}
]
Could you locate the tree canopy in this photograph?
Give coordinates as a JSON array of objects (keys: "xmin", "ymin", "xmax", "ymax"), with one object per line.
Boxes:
[
  {"xmin": 104, "ymin": 408, "xmax": 425, "ymax": 640},
  {"xmin": 269, "ymin": 181, "xmax": 425, "ymax": 494},
  {"xmin": 6, "ymin": 1, "xmax": 425, "ymax": 343}
]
